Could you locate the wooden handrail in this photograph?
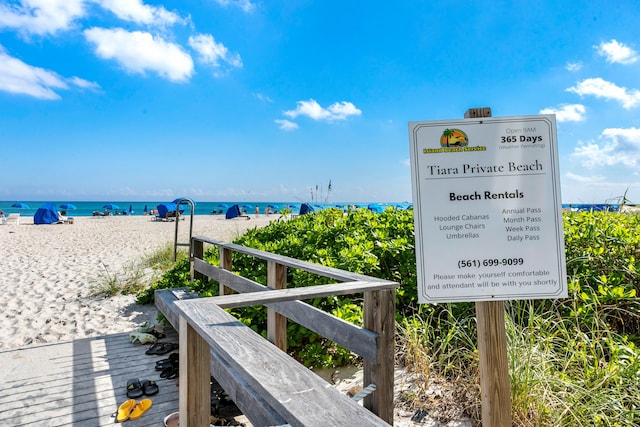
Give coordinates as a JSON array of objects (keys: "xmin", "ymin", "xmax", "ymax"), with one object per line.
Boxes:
[{"xmin": 188, "ymin": 236, "xmax": 398, "ymax": 424}]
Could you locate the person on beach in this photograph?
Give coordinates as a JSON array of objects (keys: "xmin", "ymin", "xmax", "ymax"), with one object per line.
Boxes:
[
  {"xmin": 57, "ymin": 211, "xmax": 68, "ymax": 221},
  {"xmin": 255, "ymin": 206, "xmax": 259, "ymax": 217},
  {"xmin": 0, "ymin": 210, "xmax": 5, "ymax": 224}
]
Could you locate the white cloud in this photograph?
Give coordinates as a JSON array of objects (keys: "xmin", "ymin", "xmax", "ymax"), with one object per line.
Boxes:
[
  {"xmin": 84, "ymin": 27, "xmax": 193, "ymax": 82},
  {"xmin": 68, "ymin": 76, "xmax": 100, "ymax": 90},
  {"xmin": 0, "ymin": 46, "xmax": 98, "ymax": 99},
  {"xmin": 275, "ymin": 119, "xmax": 298, "ymax": 131},
  {"xmin": 572, "ymin": 127, "xmax": 640, "ymax": 168},
  {"xmin": 188, "ymin": 34, "xmax": 242, "ymax": 73},
  {"xmin": 283, "ymin": 99, "xmax": 362, "ymax": 122},
  {"xmin": 255, "ymin": 93, "xmax": 272, "ymax": 103},
  {"xmin": 566, "ymin": 61, "xmax": 582, "ymax": 72},
  {"xmin": 567, "ymin": 77, "xmax": 640, "ymax": 109},
  {"xmin": 0, "ymin": 0, "xmax": 86, "ymax": 35},
  {"xmin": 97, "ymin": 0, "xmax": 183, "ymax": 27},
  {"xmin": 539, "ymin": 104, "xmax": 586, "ymax": 122},
  {"xmin": 596, "ymin": 39, "xmax": 638, "ymax": 64},
  {"xmin": 564, "ymin": 172, "xmax": 606, "ymax": 184},
  {"xmin": 213, "ymin": 0, "xmax": 256, "ymax": 13}
]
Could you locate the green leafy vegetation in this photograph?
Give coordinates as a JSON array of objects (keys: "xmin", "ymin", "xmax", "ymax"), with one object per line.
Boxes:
[{"xmin": 137, "ymin": 208, "xmax": 640, "ymax": 426}]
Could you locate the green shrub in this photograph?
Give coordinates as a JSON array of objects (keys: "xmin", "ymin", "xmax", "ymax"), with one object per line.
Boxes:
[{"xmin": 137, "ymin": 208, "xmax": 640, "ymax": 425}]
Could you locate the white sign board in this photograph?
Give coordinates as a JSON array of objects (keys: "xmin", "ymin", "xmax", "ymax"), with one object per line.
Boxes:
[{"xmin": 408, "ymin": 115, "xmax": 567, "ymax": 303}]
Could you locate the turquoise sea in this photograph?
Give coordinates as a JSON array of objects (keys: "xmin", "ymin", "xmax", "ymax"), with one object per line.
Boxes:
[
  {"xmin": 0, "ymin": 200, "xmax": 413, "ymax": 217},
  {"xmin": 0, "ymin": 200, "xmax": 620, "ymax": 218}
]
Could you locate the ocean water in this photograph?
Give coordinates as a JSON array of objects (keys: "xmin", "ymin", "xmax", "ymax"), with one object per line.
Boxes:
[
  {"xmin": 0, "ymin": 200, "xmax": 413, "ymax": 217},
  {"xmin": 0, "ymin": 200, "xmax": 618, "ymax": 218}
]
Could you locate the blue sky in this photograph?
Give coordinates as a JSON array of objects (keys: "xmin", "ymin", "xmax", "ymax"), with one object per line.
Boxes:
[{"xmin": 1, "ymin": 1, "xmax": 639, "ymax": 204}]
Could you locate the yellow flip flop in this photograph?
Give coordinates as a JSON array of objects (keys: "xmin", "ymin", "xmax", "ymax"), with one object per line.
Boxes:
[
  {"xmin": 129, "ymin": 398, "xmax": 153, "ymax": 420},
  {"xmin": 116, "ymin": 399, "xmax": 136, "ymax": 423}
]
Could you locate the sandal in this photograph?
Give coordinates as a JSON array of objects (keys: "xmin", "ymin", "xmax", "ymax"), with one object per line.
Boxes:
[
  {"xmin": 142, "ymin": 379, "xmax": 159, "ymax": 396},
  {"xmin": 126, "ymin": 378, "xmax": 144, "ymax": 399},
  {"xmin": 160, "ymin": 365, "xmax": 179, "ymax": 379},
  {"xmin": 129, "ymin": 398, "xmax": 153, "ymax": 420},
  {"xmin": 116, "ymin": 399, "xmax": 136, "ymax": 423},
  {"xmin": 130, "ymin": 332, "xmax": 157, "ymax": 344},
  {"xmin": 146, "ymin": 342, "xmax": 178, "ymax": 355},
  {"xmin": 156, "ymin": 353, "xmax": 179, "ymax": 370}
]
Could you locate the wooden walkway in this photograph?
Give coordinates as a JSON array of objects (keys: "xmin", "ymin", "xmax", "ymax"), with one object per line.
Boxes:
[{"xmin": 0, "ymin": 330, "xmax": 180, "ymax": 426}]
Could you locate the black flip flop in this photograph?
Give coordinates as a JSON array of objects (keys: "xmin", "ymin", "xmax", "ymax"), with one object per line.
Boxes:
[
  {"xmin": 142, "ymin": 380, "xmax": 159, "ymax": 396},
  {"xmin": 155, "ymin": 342, "xmax": 179, "ymax": 355},
  {"xmin": 145, "ymin": 342, "xmax": 162, "ymax": 355},
  {"xmin": 166, "ymin": 367, "xmax": 179, "ymax": 380},
  {"xmin": 126, "ymin": 378, "xmax": 144, "ymax": 399},
  {"xmin": 156, "ymin": 352, "xmax": 179, "ymax": 365},
  {"xmin": 146, "ymin": 342, "xmax": 178, "ymax": 355}
]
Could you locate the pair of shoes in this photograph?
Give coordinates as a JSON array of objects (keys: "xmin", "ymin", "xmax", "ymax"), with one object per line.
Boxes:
[
  {"xmin": 145, "ymin": 342, "xmax": 178, "ymax": 355},
  {"xmin": 135, "ymin": 323, "xmax": 167, "ymax": 339},
  {"xmin": 160, "ymin": 364, "xmax": 179, "ymax": 379},
  {"xmin": 127, "ymin": 378, "xmax": 159, "ymax": 398},
  {"xmin": 130, "ymin": 332, "xmax": 157, "ymax": 344},
  {"xmin": 156, "ymin": 352, "xmax": 179, "ymax": 370},
  {"xmin": 116, "ymin": 398, "xmax": 152, "ymax": 422}
]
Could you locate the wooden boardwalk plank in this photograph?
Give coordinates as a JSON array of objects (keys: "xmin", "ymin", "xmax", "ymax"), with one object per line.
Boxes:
[{"xmin": 0, "ymin": 331, "xmax": 180, "ymax": 427}]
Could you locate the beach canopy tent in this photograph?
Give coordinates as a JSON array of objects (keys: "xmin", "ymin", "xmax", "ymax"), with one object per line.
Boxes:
[
  {"xmin": 367, "ymin": 203, "xmax": 385, "ymax": 213},
  {"xmin": 225, "ymin": 204, "xmax": 242, "ymax": 219},
  {"xmin": 299, "ymin": 203, "xmax": 314, "ymax": 215},
  {"xmin": 34, "ymin": 203, "xmax": 59, "ymax": 225},
  {"xmin": 157, "ymin": 203, "xmax": 179, "ymax": 219}
]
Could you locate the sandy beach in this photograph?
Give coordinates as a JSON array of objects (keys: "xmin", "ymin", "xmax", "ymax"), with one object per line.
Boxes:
[{"xmin": 0, "ymin": 214, "xmax": 274, "ymax": 350}]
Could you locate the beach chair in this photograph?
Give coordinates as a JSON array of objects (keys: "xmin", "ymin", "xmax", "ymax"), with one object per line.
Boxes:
[
  {"xmin": 155, "ymin": 203, "xmax": 184, "ymax": 221},
  {"xmin": 5, "ymin": 213, "xmax": 20, "ymax": 225}
]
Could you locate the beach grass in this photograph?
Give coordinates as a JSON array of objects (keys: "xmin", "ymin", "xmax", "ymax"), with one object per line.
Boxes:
[{"xmin": 90, "ymin": 245, "xmax": 188, "ymax": 297}]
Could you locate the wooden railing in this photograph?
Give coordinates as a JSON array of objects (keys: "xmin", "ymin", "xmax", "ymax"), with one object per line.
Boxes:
[{"xmin": 185, "ymin": 236, "xmax": 399, "ymax": 424}]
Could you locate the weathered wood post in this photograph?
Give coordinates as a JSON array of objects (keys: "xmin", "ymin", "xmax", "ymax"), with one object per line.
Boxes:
[
  {"xmin": 363, "ymin": 288, "xmax": 396, "ymax": 425},
  {"xmin": 465, "ymin": 107, "xmax": 512, "ymax": 427},
  {"xmin": 191, "ymin": 238, "xmax": 204, "ymax": 282},
  {"xmin": 179, "ymin": 316, "xmax": 211, "ymax": 427},
  {"xmin": 267, "ymin": 261, "xmax": 287, "ymax": 350},
  {"xmin": 220, "ymin": 247, "xmax": 233, "ymax": 296}
]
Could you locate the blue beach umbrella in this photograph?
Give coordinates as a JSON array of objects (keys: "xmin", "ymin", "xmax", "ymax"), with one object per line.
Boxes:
[
  {"xmin": 103, "ymin": 203, "xmax": 119, "ymax": 210},
  {"xmin": 59, "ymin": 203, "xmax": 76, "ymax": 210},
  {"xmin": 11, "ymin": 202, "xmax": 29, "ymax": 209},
  {"xmin": 217, "ymin": 203, "xmax": 229, "ymax": 209},
  {"xmin": 172, "ymin": 197, "xmax": 193, "ymax": 205}
]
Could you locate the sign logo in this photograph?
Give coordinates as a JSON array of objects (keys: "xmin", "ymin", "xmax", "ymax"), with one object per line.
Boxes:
[
  {"xmin": 440, "ymin": 129, "xmax": 468, "ymax": 147},
  {"xmin": 422, "ymin": 127, "xmax": 486, "ymax": 154}
]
